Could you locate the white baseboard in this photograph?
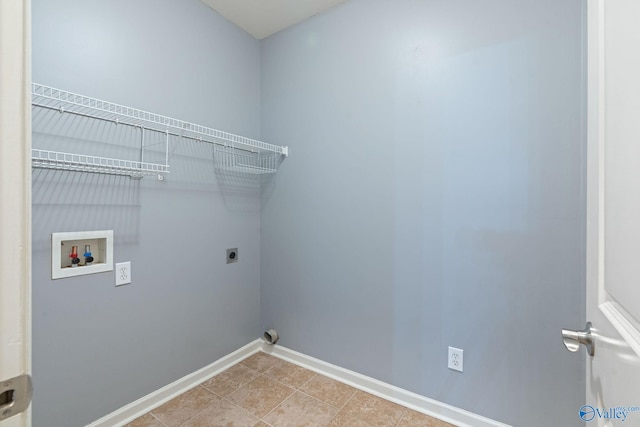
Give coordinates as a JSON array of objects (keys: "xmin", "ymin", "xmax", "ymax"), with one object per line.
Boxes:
[
  {"xmin": 88, "ymin": 339, "xmax": 510, "ymax": 427},
  {"xmin": 262, "ymin": 343, "xmax": 511, "ymax": 427},
  {"xmin": 87, "ymin": 339, "xmax": 262, "ymax": 427}
]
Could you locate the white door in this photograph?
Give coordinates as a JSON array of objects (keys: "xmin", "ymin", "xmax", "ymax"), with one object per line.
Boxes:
[
  {"xmin": 576, "ymin": 0, "xmax": 640, "ymax": 425},
  {"xmin": 0, "ymin": 1, "xmax": 32, "ymax": 426}
]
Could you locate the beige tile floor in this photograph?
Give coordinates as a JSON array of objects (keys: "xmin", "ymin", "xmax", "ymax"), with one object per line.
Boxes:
[{"xmin": 126, "ymin": 352, "xmax": 456, "ymax": 427}]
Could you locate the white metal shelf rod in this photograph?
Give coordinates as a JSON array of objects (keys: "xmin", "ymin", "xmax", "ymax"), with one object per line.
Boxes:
[
  {"xmin": 165, "ymin": 131, "xmax": 169, "ymax": 170},
  {"xmin": 140, "ymin": 128, "xmax": 145, "ymax": 165}
]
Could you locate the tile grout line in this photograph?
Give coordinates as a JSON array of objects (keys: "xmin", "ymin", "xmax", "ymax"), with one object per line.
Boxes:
[
  {"xmin": 325, "ymin": 388, "xmax": 366, "ymax": 426},
  {"xmin": 263, "ymin": 350, "xmax": 459, "ymax": 427},
  {"xmin": 248, "ymin": 358, "xmax": 348, "ymax": 427},
  {"xmin": 391, "ymin": 394, "xmax": 411, "ymax": 427},
  {"xmin": 216, "ymin": 370, "xmax": 298, "ymax": 424},
  {"xmin": 253, "ymin": 373, "xmax": 298, "ymax": 421},
  {"xmin": 282, "ymin": 360, "xmax": 363, "ymax": 427},
  {"xmin": 256, "ymin": 371, "xmax": 299, "ymax": 393},
  {"xmin": 295, "ymin": 388, "xmax": 344, "ymax": 410},
  {"xmin": 148, "ymin": 412, "xmax": 170, "ymax": 427},
  {"xmin": 258, "ymin": 362, "xmax": 329, "ymax": 425},
  {"xmin": 130, "ymin": 352, "xmax": 454, "ymax": 427},
  {"xmin": 173, "ymin": 385, "xmax": 224, "ymax": 427},
  {"xmin": 270, "ymin": 370, "xmax": 352, "ymax": 412},
  {"xmin": 259, "ymin": 387, "xmax": 343, "ymax": 427},
  {"xmin": 218, "ymin": 392, "xmax": 263, "ymax": 424},
  {"xmin": 199, "ymin": 366, "xmax": 260, "ymax": 397},
  {"xmin": 228, "ymin": 399, "xmax": 263, "ymax": 426},
  {"xmin": 263, "ymin": 359, "xmax": 320, "ymax": 390},
  {"xmin": 297, "ymin": 371, "xmax": 319, "ymax": 389},
  {"xmin": 145, "ymin": 355, "xmax": 360, "ymax": 427},
  {"xmin": 264, "ymin": 352, "xmax": 410, "ymax": 427},
  {"xmin": 164, "ymin": 358, "xmax": 263, "ymax": 427},
  {"xmin": 264, "ymin": 350, "xmax": 374, "ymax": 425},
  {"xmin": 335, "ymin": 387, "xmax": 358, "ymax": 412},
  {"xmin": 259, "ymin": 391, "xmax": 294, "ymax": 421},
  {"xmin": 178, "ymin": 386, "xmax": 262, "ymax": 427},
  {"xmin": 258, "ymin": 418, "xmax": 276, "ymax": 427},
  {"xmin": 394, "ymin": 411, "xmax": 407, "ymax": 427}
]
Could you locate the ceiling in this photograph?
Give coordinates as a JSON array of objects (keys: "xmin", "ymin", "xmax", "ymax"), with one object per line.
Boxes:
[{"xmin": 200, "ymin": 0, "xmax": 349, "ymax": 39}]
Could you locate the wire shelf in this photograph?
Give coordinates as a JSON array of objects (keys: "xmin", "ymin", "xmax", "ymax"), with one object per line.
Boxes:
[
  {"xmin": 32, "ymin": 149, "xmax": 170, "ymax": 178},
  {"xmin": 32, "ymin": 83, "xmax": 288, "ymax": 156},
  {"xmin": 214, "ymin": 145, "xmax": 279, "ymax": 175}
]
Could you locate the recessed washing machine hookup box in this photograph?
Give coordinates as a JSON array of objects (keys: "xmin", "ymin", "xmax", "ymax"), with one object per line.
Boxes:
[{"xmin": 51, "ymin": 230, "xmax": 113, "ymax": 279}]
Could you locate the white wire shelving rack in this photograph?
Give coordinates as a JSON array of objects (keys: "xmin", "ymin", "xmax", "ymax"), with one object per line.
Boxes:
[
  {"xmin": 31, "ymin": 83, "xmax": 288, "ymax": 178},
  {"xmin": 214, "ymin": 145, "xmax": 280, "ymax": 175},
  {"xmin": 31, "ymin": 150, "xmax": 169, "ymax": 178}
]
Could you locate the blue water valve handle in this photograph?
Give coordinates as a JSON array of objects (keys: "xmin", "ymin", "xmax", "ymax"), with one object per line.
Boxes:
[{"xmin": 84, "ymin": 251, "xmax": 92, "ymax": 257}]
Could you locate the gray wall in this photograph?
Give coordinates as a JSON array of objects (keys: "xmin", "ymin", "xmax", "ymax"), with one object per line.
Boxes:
[
  {"xmin": 260, "ymin": 1, "xmax": 586, "ymax": 426},
  {"xmin": 31, "ymin": 0, "xmax": 587, "ymax": 426},
  {"xmin": 31, "ymin": 1, "xmax": 262, "ymax": 426}
]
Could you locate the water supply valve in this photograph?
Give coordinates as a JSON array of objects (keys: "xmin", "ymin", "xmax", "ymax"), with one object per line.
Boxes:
[
  {"xmin": 84, "ymin": 245, "xmax": 94, "ymax": 266},
  {"xmin": 69, "ymin": 246, "xmax": 80, "ymax": 268}
]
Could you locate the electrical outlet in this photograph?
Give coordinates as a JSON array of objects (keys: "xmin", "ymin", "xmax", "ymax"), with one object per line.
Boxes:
[
  {"xmin": 226, "ymin": 248, "xmax": 238, "ymax": 264},
  {"xmin": 448, "ymin": 347, "xmax": 463, "ymax": 372},
  {"xmin": 115, "ymin": 262, "xmax": 131, "ymax": 286}
]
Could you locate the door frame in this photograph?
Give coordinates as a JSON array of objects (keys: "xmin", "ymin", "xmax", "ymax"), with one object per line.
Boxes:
[{"xmin": 0, "ymin": 0, "xmax": 32, "ymax": 426}]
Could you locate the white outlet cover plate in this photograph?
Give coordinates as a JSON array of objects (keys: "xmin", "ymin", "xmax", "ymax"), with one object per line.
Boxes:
[
  {"xmin": 448, "ymin": 346, "xmax": 464, "ymax": 372},
  {"xmin": 115, "ymin": 261, "xmax": 131, "ymax": 286}
]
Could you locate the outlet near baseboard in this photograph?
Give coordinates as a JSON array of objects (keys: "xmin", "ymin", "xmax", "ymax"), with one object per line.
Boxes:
[{"xmin": 448, "ymin": 347, "xmax": 463, "ymax": 372}]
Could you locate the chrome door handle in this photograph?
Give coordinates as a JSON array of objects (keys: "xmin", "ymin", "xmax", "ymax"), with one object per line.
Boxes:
[{"xmin": 562, "ymin": 322, "xmax": 594, "ymax": 356}]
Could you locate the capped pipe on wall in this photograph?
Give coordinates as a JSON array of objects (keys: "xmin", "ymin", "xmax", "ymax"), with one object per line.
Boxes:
[{"xmin": 264, "ymin": 328, "xmax": 279, "ymax": 345}]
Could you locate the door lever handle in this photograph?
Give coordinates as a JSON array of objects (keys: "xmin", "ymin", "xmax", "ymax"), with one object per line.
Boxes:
[{"xmin": 562, "ymin": 322, "xmax": 594, "ymax": 356}]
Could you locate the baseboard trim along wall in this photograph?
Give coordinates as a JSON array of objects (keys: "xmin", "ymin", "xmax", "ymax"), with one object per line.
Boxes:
[
  {"xmin": 86, "ymin": 340, "xmax": 263, "ymax": 427},
  {"xmin": 88, "ymin": 340, "xmax": 511, "ymax": 427},
  {"xmin": 262, "ymin": 344, "xmax": 511, "ymax": 427}
]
